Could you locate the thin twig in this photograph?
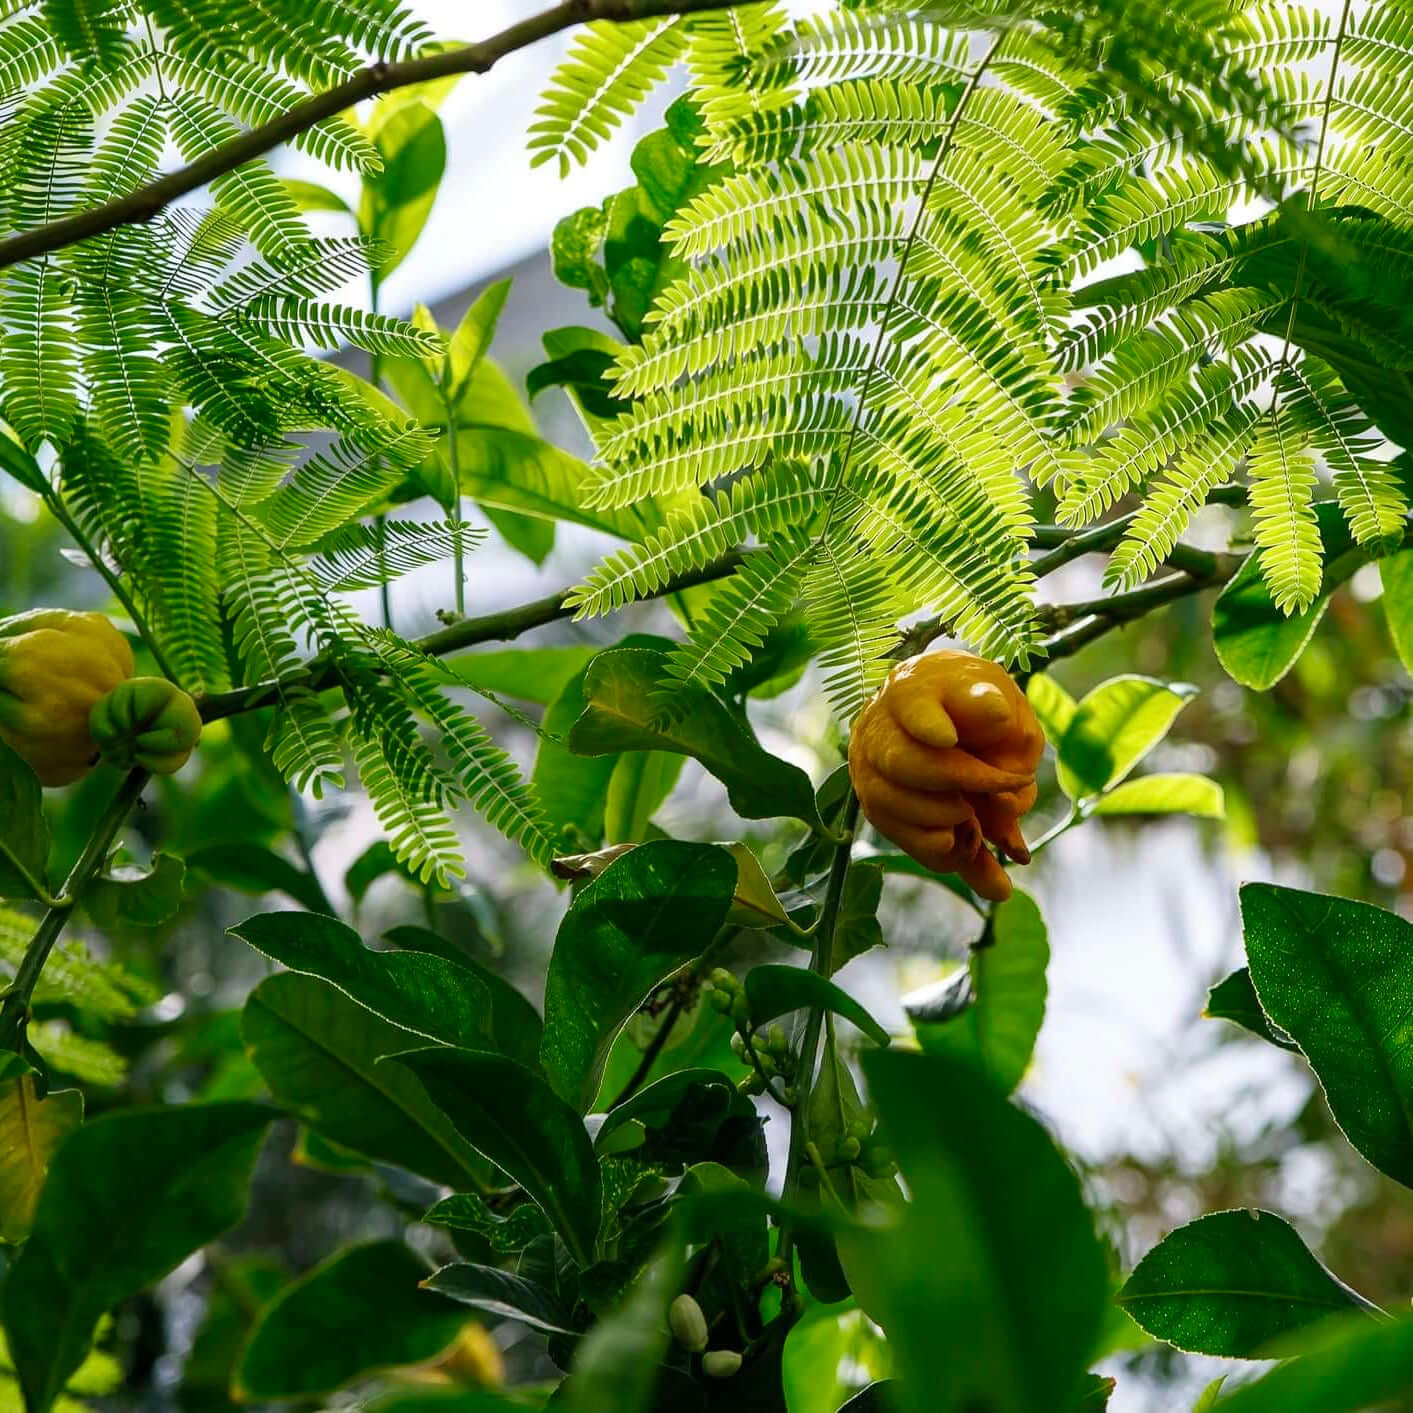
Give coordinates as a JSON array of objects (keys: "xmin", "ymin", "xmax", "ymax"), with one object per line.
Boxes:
[
  {"xmin": 0, "ymin": 0, "xmax": 749, "ymax": 272},
  {"xmin": 196, "ymin": 548, "xmax": 748, "ymax": 721},
  {"xmin": 0, "ymin": 768, "xmax": 149, "ymax": 1054}
]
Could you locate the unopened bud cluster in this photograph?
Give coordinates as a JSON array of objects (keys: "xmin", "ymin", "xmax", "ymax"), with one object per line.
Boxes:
[
  {"xmin": 708, "ymin": 970, "xmax": 798, "ymax": 1102},
  {"xmin": 818, "ymin": 1117, "xmax": 898, "ymax": 1182}
]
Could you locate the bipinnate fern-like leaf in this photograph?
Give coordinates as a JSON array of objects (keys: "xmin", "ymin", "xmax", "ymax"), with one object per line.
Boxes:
[{"xmin": 552, "ymin": 0, "xmax": 1413, "ymax": 698}]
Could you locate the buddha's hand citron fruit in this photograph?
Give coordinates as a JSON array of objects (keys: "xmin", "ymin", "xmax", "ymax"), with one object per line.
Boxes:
[
  {"xmin": 847, "ymin": 650, "xmax": 1043, "ymax": 902},
  {"xmin": 90, "ymin": 676, "xmax": 202, "ymax": 776},
  {"xmin": 0, "ymin": 609, "xmax": 134, "ymax": 787}
]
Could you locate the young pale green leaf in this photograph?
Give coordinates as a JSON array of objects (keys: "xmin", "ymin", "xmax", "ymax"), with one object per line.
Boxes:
[
  {"xmin": 1212, "ymin": 1314, "xmax": 1413, "ymax": 1412},
  {"xmin": 1212, "ymin": 503, "xmax": 1355, "ymax": 690},
  {"xmin": 783, "ymin": 1307, "xmax": 890, "ymax": 1413},
  {"xmin": 1025, "ymin": 673, "xmax": 1077, "ymax": 750},
  {"xmin": 242, "ymin": 971, "xmax": 486, "ymax": 1190},
  {"xmin": 362, "ymin": 100, "xmax": 446, "ymax": 279},
  {"xmin": 0, "ymin": 1054, "xmax": 81, "ymax": 1244},
  {"xmin": 3, "ymin": 1103, "xmax": 273, "ymax": 1413},
  {"xmin": 81, "ymin": 853, "xmax": 186, "ymax": 929},
  {"xmin": 1204, "ymin": 968, "xmax": 1297, "ymax": 1052},
  {"xmin": 540, "ymin": 840, "xmax": 736, "ymax": 1110},
  {"xmin": 422, "ymin": 1263, "xmax": 577, "ymax": 1337},
  {"xmin": 744, "ymin": 964, "xmax": 890, "ymax": 1047},
  {"xmin": 1119, "ymin": 1210, "xmax": 1372, "ymax": 1357},
  {"xmin": 604, "ymin": 750, "xmax": 683, "ymax": 843},
  {"xmin": 1091, "ymin": 774, "xmax": 1225, "ymax": 818},
  {"xmin": 1058, "ymin": 676, "xmax": 1198, "ymax": 799},
  {"xmin": 911, "ymin": 889, "xmax": 1048, "ymax": 1093},
  {"xmin": 0, "ymin": 740, "xmax": 50, "ymax": 901},
  {"xmin": 231, "ymin": 911, "xmax": 499, "ymax": 1053},
  {"xmin": 236, "ymin": 1242, "xmax": 468, "ymax": 1400},
  {"xmin": 568, "ymin": 648, "xmax": 823, "ymax": 829},
  {"xmin": 390, "ymin": 1048, "xmax": 602, "ymax": 1267},
  {"xmin": 448, "ymin": 646, "xmax": 597, "ymax": 706},
  {"xmin": 855, "ymin": 1049, "xmax": 1108, "ymax": 1413},
  {"xmin": 1382, "ymin": 549, "xmax": 1413, "ymax": 674},
  {"xmin": 1242, "ymin": 883, "xmax": 1413, "ymax": 1186},
  {"xmin": 446, "ymin": 279, "xmax": 512, "ymax": 403}
]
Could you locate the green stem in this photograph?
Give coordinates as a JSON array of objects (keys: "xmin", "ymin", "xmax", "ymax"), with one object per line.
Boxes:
[
  {"xmin": 444, "ymin": 397, "xmax": 466, "ymax": 617},
  {"xmin": 777, "ymin": 792, "xmax": 860, "ymax": 1272},
  {"xmin": 0, "ymin": 768, "xmax": 149, "ymax": 1053},
  {"xmin": 369, "ymin": 282, "xmax": 394, "ymax": 634},
  {"xmin": 606, "ymin": 989, "xmax": 686, "ymax": 1111}
]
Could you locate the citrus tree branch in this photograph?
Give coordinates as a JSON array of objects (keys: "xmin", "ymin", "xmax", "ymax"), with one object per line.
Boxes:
[
  {"xmin": 197, "ymin": 548, "xmax": 749, "ymax": 722},
  {"xmin": 0, "ymin": 0, "xmax": 747, "ymax": 272},
  {"xmin": 0, "ymin": 767, "xmax": 150, "ymax": 1055}
]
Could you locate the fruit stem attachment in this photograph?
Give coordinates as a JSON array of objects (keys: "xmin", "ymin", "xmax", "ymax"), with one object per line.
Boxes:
[{"xmin": 0, "ymin": 766, "xmax": 149, "ymax": 1055}]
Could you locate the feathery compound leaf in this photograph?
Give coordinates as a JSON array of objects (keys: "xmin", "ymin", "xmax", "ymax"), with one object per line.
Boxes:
[
  {"xmin": 529, "ymin": 16, "xmax": 689, "ymax": 175},
  {"xmin": 307, "ymin": 519, "xmax": 487, "ymax": 593},
  {"xmin": 566, "ymin": 462, "xmax": 823, "ymax": 618}
]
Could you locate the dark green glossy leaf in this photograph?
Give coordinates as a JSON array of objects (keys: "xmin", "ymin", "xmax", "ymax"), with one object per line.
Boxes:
[
  {"xmin": 541, "ymin": 840, "xmax": 736, "ymax": 1111},
  {"xmin": 423, "ymin": 1191, "xmax": 550, "ymax": 1254},
  {"xmin": 184, "ymin": 1255, "xmax": 286, "ymax": 1411},
  {"xmin": 242, "ymin": 971, "xmax": 485, "ymax": 1189},
  {"xmin": 830, "ymin": 862, "xmax": 884, "ymax": 973},
  {"xmin": 237, "ymin": 1242, "xmax": 467, "ymax": 1399},
  {"xmin": 423, "ymin": 1262, "xmax": 577, "ymax": 1336},
  {"xmin": 384, "ymin": 924, "xmax": 543, "ymax": 1069},
  {"xmin": 1212, "ymin": 502, "xmax": 1355, "ymax": 690},
  {"xmin": 1242, "ymin": 883, "xmax": 1413, "ymax": 1186},
  {"xmin": 1057, "ymin": 676, "xmax": 1197, "ymax": 799},
  {"xmin": 0, "ymin": 739, "xmax": 49, "ymax": 901},
  {"xmin": 912, "ymin": 890, "xmax": 1048, "ymax": 1093},
  {"xmin": 391, "ymin": 1048, "xmax": 602, "ymax": 1266},
  {"xmin": 1212, "ymin": 1314, "xmax": 1413, "ymax": 1412},
  {"xmin": 83, "ymin": 851, "xmax": 185, "ymax": 928},
  {"xmin": 745, "ymin": 965, "xmax": 890, "ymax": 1048},
  {"xmin": 345, "ymin": 839, "xmax": 419, "ymax": 905},
  {"xmin": 535, "ymin": 659, "xmax": 621, "ymax": 849},
  {"xmin": 868, "ymin": 852, "xmax": 981, "ymax": 909},
  {"xmin": 568, "ymin": 648, "xmax": 822, "ymax": 829},
  {"xmin": 838, "ymin": 1385, "xmax": 901, "ymax": 1412},
  {"xmin": 561, "ymin": 1247, "xmax": 682, "ymax": 1413},
  {"xmin": 3, "ymin": 1102, "xmax": 273, "ymax": 1413},
  {"xmin": 1205, "ymin": 968, "xmax": 1297, "ymax": 1051},
  {"xmin": 1118, "ymin": 1210, "xmax": 1369, "ymax": 1357},
  {"xmin": 855, "ymin": 1049, "xmax": 1108, "ymax": 1413},
  {"xmin": 0, "ymin": 429, "xmax": 47, "ymax": 492},
  {"xmin": 1072, "ymin": 1374, "xmax": 1115, "ymax": 1411},
  {"xmin": 232, "ymin": 911, "xmax": 495, "ymax": 1051},
  {"xmin": 595, "ymin": 1068, "xmax": 737, "ymax": 1151},
  {"xmin": 186, "ymin": 842, "xmax": 333, "ymax": 914}
]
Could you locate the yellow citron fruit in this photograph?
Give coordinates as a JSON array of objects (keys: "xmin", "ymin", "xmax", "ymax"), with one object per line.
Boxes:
[
  {"xmin": 0, "ymin": 610, "xmax": 134, "ymax": 787},
  {"xmin": 89, "ymin": 676, "xmax": 202, "ymax": 776},
  {"xmin": 847, "ymin": 650, "xmax": 1044, "ymax": 902}
]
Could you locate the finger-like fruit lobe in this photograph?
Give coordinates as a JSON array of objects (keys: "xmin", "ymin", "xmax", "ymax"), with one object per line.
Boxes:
[
  {"xmin": 848, "ymin": 650, "xmax": 1044, "ymax": 901},
  {"xmin": 89, "ymin": 676, "xmax": 203, "ymax": 776},
  {"xmin": 669, "ymin": 1294, "xmax": 709, "ymax": 1354},
  {"xmin": 0, "ymin": 610, "xmax": 135, "ymax": 786}
]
